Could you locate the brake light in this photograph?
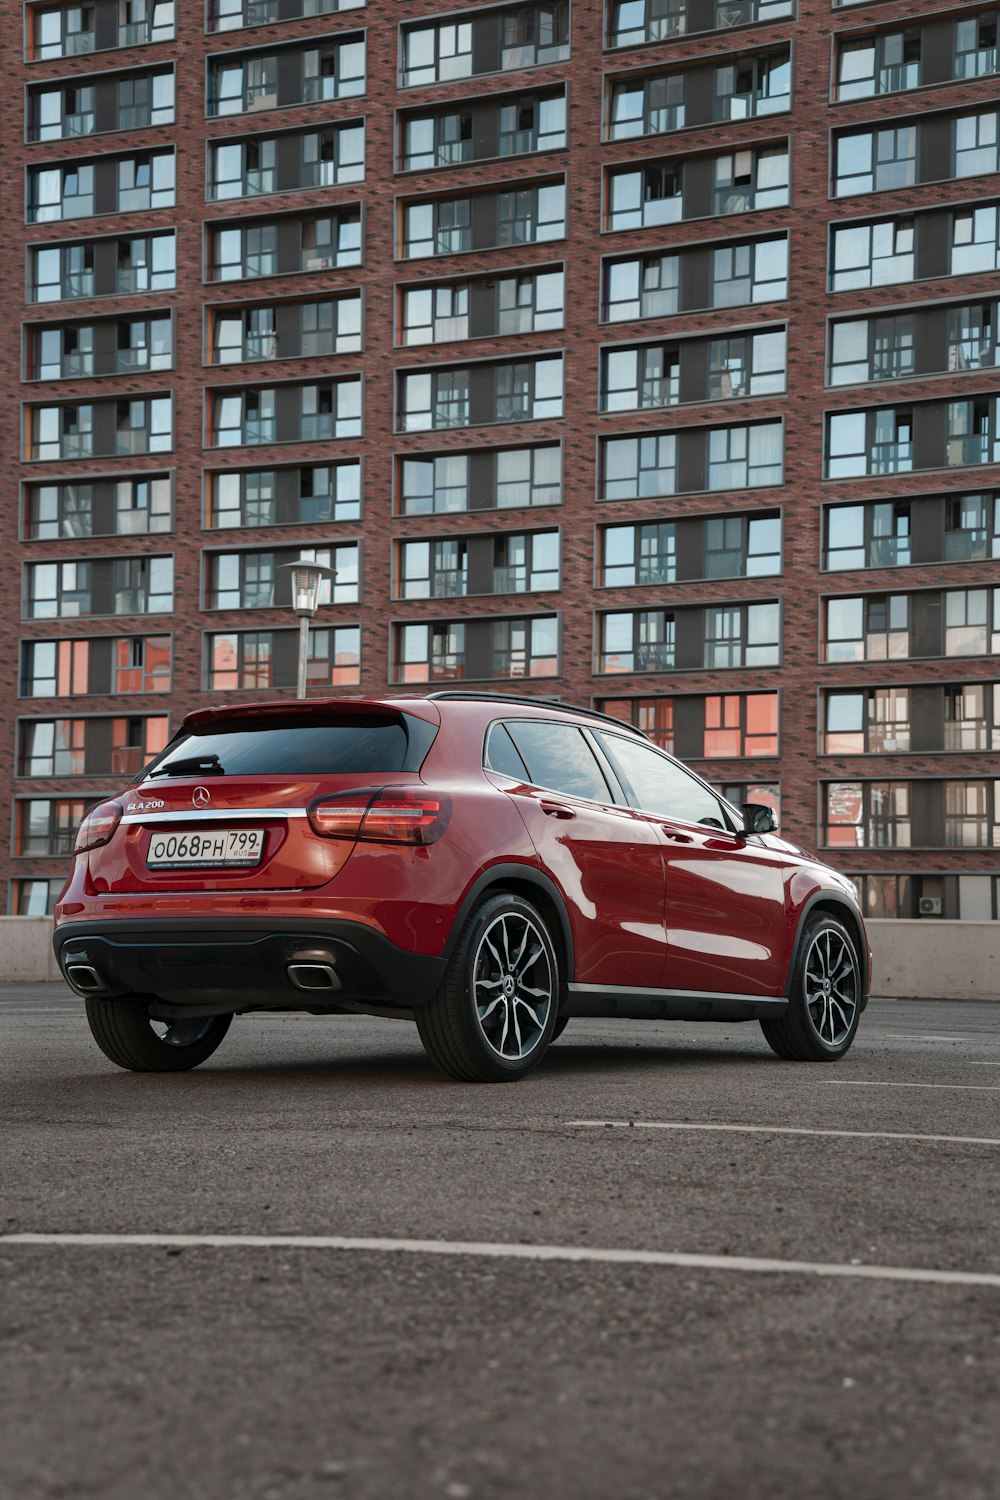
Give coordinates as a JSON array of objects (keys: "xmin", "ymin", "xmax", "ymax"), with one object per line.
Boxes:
[
  {"xmin": 308, "ymin": 789, "xmax": 451, "ymax": 845},
  {"xmin": 74, "ymin": 801, "xmax": 123, "ymax": 854}
]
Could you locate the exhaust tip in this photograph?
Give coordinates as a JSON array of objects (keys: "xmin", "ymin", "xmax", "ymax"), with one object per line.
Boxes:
[
  {"xmin": 65, "ymin": 962, "xmax": 105, "ymax": 994},
  {"xmin": 287, "ymin": 962, "xmax": 341, "ymax": 993}
]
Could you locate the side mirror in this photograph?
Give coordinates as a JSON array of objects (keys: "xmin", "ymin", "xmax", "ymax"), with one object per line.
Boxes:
[{"xmin": 742, "ymin": 802, "xmax": 778, "ymax": 836}]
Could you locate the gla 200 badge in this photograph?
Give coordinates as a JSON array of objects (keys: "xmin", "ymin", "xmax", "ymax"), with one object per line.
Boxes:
[{"xmin": 126, "ymin": 798, "xmax": 165, "ymax": 811}]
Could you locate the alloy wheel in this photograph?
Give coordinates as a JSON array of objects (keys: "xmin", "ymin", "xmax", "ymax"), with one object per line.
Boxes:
[
  {"xmin": 472, "ymin": 911, "xmax": 554, "ymax": 1062},
  {"xmin": 803, "ymin": 928, "xmax": 859, "ymax": 1048}
]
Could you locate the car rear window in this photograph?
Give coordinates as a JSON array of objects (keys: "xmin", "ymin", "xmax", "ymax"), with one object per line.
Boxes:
[{"xmin": 142, "ymin": 716, "xmax": 418, "ymax": 780}]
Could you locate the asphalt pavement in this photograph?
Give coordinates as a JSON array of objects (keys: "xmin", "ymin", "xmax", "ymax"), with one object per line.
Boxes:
[{"xmin": 1, "ymin": 987, "xmax": 998, "ymax": 1500}]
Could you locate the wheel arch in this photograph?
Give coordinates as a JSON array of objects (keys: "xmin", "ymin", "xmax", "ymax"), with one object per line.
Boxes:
[
  {"xmin": 786, "ymin": 893, "xmax": 869, "ymax": 1002},
  {"xmin": 443, "ymin": 863, "xmax": 575, "ymax": 987}
]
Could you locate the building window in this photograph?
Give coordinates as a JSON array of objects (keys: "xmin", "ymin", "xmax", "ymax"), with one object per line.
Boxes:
[
  {"xmin": 600, "ymin": 697, "xmax": 675, "ymax": 751},
  {"xmin": 705, "ymin": 513, "xmax": 782, "ymax": 576},
  {"xmin": 498, "ymin": 182, "xmax": 566, "ymax": 245},
  {"xmin": 705, "ymin": 602, "xmax": 780, "ymax": 667},
  {"xmin": 205, "ymin": 626, "xmax": 361, "ymax": 690},
  {"xmin": 30, "ymin": 404, "xmax": 93, "ymax": 461},
  {"xmin": 833, "ymin": 127, "xmax": 916, "ymax": 196},
  {"xmin": 944, "ymin": 588, "xmax": 990, "ymax": 655},
  {"xmin": 951, "ymin": 206, "xmax": 1000, "ymax": 275},
  {"xmin": 830, "ymin": 218, "xmax": 914, "ymax": 292},
  {"xmin": 608, "ymin": 163, "xmax": 682, "ymax": 231},
  {"xmin": 28, "ymin": 163, "xmax": 95, "ymax": 223},
  {"xmin": 708, "ymin": 329, "xmax": 787, "ymax": 398},
  {"xmin": 715, "ymin": 51, "xmax": 791, "ymax": 121},
  {"xmin": 116, "ymin": 151, "xmax": 176, "ymax": 211},
  {"xmin": 601, "ymin": 434, "xmax": 677, "ymax": 501},
  {"xmin": 601, "ymin": 523, "xmax": 677, "ymax": 587},
  {"xmin": 208, "ymin": 546, "xmax": 358, "ymax": 609},
  {"xmin": 602, "ymin": 345, "xmax": 680, "ymax": 411},
  {"xmin": 828, "ymin": 315, "xmax": 916, "ymax": 386},
  {"xmin": 115, "ymin": 397, "xmax": 173, "ymax": 454},
  {"xmin": 712, "ymin": 236, "xmax": 789, "ymax": 308},
  {"xmin": 955, "ymin": 109, "xmax": 1000, "ymax": 178},
  {"xmin": 604, "ymin": 252, "xmax": 680, "ymax": 322},
  {"xmin": 824, "ymin": 502, "xmax": 911, "ymax": 571},
  {"xmin": 30, "ymin": 4, "xmax": 96, "ymax": 59},
  {"xmin": 945, "ymin": 782, "xmax": 994, "ymax": 845},
  {"xmin": 608, "ymin": 74, "xmax": 686, "ymax": 140},
  {"xmin": 208, "ymin": 0, "xmax": 362, "ymax": 30},
  {"xmin": 713, "ymin": 145, "xmax": 790, "ymax": 215},
  {"xmin": 119, "ymin": 0, "xmax": 175, "ymax": 46},
  {"xmin": 116, "ymin": 70, "xmax": 175, "ymax": 129},
  {"xmin": 955, "ymin": 13, "xmax": 999, "ymax": 78},
  {"xmin": 704, "ymin": 693, "xmax": 779, "ymax": 757},
  {"xmin": 707, "ymin": 423, "xmax": 783, "ymax": 488},
  {"xmin": 112, "ymin": 556, "xmax": 174, "ymax": 614},
  {"xmin": 210, "ymin": 464, "xmax": 360, "ymax": 528},
  {"xmin": 9, "ymin": 879, "xmax": 67, "ymax": 914},
  {"xmin": 491, "ymin": 616, "xmax": 558, "ymax": 678},
  {"xmin": 825, "ymin": 782, "xmax": 911, "ymax": 849},
  {"xmin": 822, "ymin": 688, "xmax": 911, "ymax": 754},
  {"xmin": 835, "ymin": 32, "xmax": 921, "ymax": 100},
  {"xmin": 493, "ymin": 531, "xmax": 560, "ymax": 592},
  {"xmin": 30, "ymin": 82, "xmax": 95, "ymax": 141},
  {"xmin": 944, "ymin": 685, "xmax": 990, "ymax": 750},
  {"xmin": 301, "ymin": 124, "xmax": 365, "ymax": 187},
  {"xmin": 18, "ymin": 792, "xmax": 100, "ymax": 864},
  {"xmin": 823, "ymin": 595, "xmax": 909, "ymax": 662},
  {"xmin": 209, "ymin": 138, "xmax": 278, "ymax": 199},
  {"xmin": 825, "ymin": 409, "xmax": 913, "ymax": 478},
  {"xmin": 598, "ymin": 611, "xmax": 675, "ymax": 673}
]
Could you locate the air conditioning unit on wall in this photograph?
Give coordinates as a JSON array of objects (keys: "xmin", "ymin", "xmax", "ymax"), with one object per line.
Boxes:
[{"xmin": 918, "ymin": 896, "xmax": 943, "ymax": 916}]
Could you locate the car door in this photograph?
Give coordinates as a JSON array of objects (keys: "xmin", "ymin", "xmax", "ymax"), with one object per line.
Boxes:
[
  {"xmin": 486, "ymin": 719, "xmax": 668, "ymax": 988},
  {"xmin": 594, "ymin": 729, "xmax": 788, "ymax": 998}
]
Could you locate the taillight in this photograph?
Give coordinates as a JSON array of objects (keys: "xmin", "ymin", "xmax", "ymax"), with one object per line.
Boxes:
[
  {"xmin": 74, "ymin": 801, "xmax": 123, "ymax": 854},
  {"xmin": 308, "ymin": 788, "xmax": 451, "ymax": 845}
]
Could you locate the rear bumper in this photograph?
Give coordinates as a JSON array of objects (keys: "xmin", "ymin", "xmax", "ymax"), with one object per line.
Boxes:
[{"xmin": 53, "ymin": 918, "xmax": 445, "ymax": 1013}]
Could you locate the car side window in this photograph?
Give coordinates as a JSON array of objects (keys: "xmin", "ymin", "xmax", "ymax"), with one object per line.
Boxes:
[
  {"xmin": 595, "ymin": 731, "xmax": 729, "ymax": 828},
  {"xmin": 505, "ymin": 721, "xmax": 613, "ymax": 804},
  {"xmin": 485, "ymin": 723, "xmax": 530, "ymax": 780}
]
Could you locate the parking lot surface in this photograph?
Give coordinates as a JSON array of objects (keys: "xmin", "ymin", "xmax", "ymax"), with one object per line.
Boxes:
[{"xmin": 1, "ymin": 988, "xmax": 998, "ymax": 1500}]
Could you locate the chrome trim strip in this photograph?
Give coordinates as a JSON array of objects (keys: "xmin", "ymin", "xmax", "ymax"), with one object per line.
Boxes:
[
  {"xmin": 567, "ymin": 982, "xmax": 785, "ymax": 1006},
  {"xmin": 120, "ymin": 808, "xmax": 308, "ymax": 825}
]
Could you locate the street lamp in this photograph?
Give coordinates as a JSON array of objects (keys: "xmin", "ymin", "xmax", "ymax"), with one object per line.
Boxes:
[{"xmin": 278, "ymin": 558, "xmax": 338, "ymax": 699}]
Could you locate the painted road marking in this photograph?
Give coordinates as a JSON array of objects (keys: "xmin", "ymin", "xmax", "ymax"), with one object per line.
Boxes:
[
  {"xmin": 1, "ymin": 1233, "xmax": 998, "ymax": 1291},
  {"xmin": 820, "ymin": 1079, "xmax": 1000, "ymax": 1093},
  {"xmin": 568, "ymin": 1120, "xmax": 1000, "ymax": 1147}
]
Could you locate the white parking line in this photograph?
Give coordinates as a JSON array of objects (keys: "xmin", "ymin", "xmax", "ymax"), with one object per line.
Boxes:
[
  {"xmin": 2, "ymin": 1232, "xmax": 999, "ymax": 1291},
  {"xmin": 568, "ymin": 1120, "xmax": 1000, "ymax": 1147},
  {"xmin": 820, "ymin": 1080, "xmax": 1000, "ymax": 1093},
  {"xmin": 882, "ymin": 1034, "xmax": 993, "ymax": 1044}
]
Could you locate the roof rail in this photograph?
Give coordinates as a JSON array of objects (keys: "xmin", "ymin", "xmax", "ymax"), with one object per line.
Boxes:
[{"xmin": 425, "ymin": 690, "xmax": 651, "ymax": 740}]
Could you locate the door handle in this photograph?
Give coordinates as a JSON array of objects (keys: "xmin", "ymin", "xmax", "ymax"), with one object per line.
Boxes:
[
  {"xmin": 540, "ymin": 801, "xmax": 576, "ymax": 819},
  {"xmin": 661, "ymin": 829, "xmax": 692, "ymax": 842}
]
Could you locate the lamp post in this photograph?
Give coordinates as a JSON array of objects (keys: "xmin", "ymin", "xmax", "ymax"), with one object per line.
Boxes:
[{"xmin": 278, "ymin": 558, "xmax": 338, "ymax": 700}]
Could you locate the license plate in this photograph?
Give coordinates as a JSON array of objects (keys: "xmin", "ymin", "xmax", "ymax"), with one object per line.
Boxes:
[{"xmin": 146, "ymin": 827, "xmax": 265, "ymax": 869}]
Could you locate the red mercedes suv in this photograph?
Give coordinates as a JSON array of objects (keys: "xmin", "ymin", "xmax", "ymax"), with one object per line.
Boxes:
[{"xmin": 54, "ymin": 692, "xmax": 871, "ymax": 1082}]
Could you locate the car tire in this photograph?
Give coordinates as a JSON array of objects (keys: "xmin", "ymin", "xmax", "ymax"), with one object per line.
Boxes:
[
  {"xmin": 416, "ymin": 892, "xmax": 559, "ymax": 1082},
  {"xmin": 85, "ymin": 998, "xmax": 232, "ymax": 1073},
  {"xmin": 760, "ymin": 914, "xmax": 862, "ymax": 1062}
]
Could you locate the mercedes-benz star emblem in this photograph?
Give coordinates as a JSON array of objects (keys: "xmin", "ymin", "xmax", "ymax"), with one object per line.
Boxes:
[{"xmin": 192, "ymin": 787, "xmax": 211, "ymax": 808}]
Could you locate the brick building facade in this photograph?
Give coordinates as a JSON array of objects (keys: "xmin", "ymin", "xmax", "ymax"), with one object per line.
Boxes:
[{"xmin": 2, "ymin": 0, "xmax": 999, "ymax": 919}]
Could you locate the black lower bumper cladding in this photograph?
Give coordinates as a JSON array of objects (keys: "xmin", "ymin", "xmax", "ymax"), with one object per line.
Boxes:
[{"xmin": 54, "ymin": 918, "xmax": 445, "ymax": 1014}]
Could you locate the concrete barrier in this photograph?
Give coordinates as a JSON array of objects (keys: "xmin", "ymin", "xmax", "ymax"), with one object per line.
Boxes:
[
  {"xmin": 0, "ymin": 917, "xmax": 64, "ymax": 983},
  {"xmin": 1, "ymin": 915, "xmax": 998, "ymax": 1000},
  {"xmin": 865, "ymin": 920, "xmax": 1000, "ymax": 1002}
]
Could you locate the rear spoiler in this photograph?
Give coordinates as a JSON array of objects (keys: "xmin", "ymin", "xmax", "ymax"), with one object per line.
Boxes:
[{"xmin": 182, "ymin": 697, "xmax": 441, "ymax": 733}]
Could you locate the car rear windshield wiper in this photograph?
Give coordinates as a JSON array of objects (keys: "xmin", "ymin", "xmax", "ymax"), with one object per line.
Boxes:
[{"xmin": 148, "ymin": 753, "xmax": 226, "ymax": 779}]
